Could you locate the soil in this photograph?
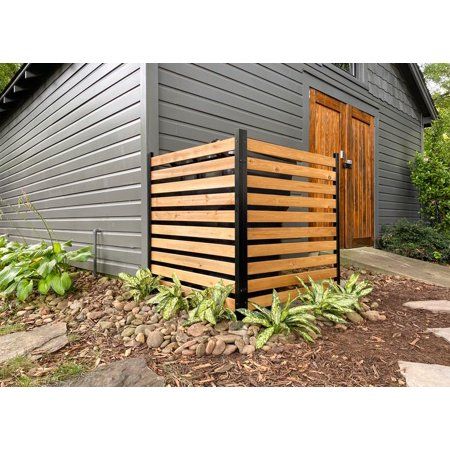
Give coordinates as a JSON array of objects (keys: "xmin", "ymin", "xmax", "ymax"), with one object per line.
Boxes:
[{"xmin": 1, "ymin": 268, "xmax": 450, "ymax": 387}]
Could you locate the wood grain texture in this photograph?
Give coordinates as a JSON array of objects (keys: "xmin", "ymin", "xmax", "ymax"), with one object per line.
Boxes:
[
  {"xmin": 247, "ymin": 138, "xmax": 335, "ymax": 167},
  {"xmin": 247, "ymin": 226, "xmax": 336, "ymax": 240},
  {"xmin": 151, "ymin": 224, "xmax": 234, "ymax": 240},
  {"xmin": 247, "ymin": 175, "xmax": 335, "ymax": 195},
  {"xmin": 151, "ymin": 251, "xmax": 235, "ymax": 275},
  {"xmin": 248, "ymin": 157, "xmax": 336, "ymax": 182},
  {"xmin": 151, "ymin": 210, "xmax": 235, "ymax": 222},
  {"xmin": 151, "ymin": 192, "xmax": 234, "ymax": 207},
  {"xmin": 248, "ymin": 240, "xmax": 336, "ymax": 257},
  {"xmin": 151, "ymin": 138, "xmax": 234, "ymax": 166},
  {"xmin": 151, "ymin": 156, "xmax": 234, "ymax": 180},
  {"xmin": 151, "ymin": 237, "xmax": 235, "ymax": 258},
  {"xmin": 248, "ymin": 267, "xmax": 337, "ymax": 292},
  {"xmin": 247, "ymin": 210, "xmax": 336, "ymax": 223},
  {"xmin": 247, "ymin": 193, "xmax": 336, "ymax": 209},
  {"xmin": 151, "ymin": 174, "xmax": 234, "ymax": 194},
  {"xmin": 249, "ymin": 288, "xmax": 299, "ymax": 307},
  {"xmin": 248, "ymin": 253, "xmax": 337, "ymax": 275}
]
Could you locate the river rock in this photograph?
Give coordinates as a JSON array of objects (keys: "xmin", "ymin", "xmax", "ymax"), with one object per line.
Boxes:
[
  {"xmin": 346, "ymin": 311, "xmax": 364, "ymax": 324},
  {"xmin": 187, "ymin": 323, "xmax": 208, "ymax": 337},
  {"xmin": 196, "ymin": 342, "xmax": 206, "ymax": 357},
  {"xmin": 147, "ymin": 331, "xmax": 164, "ymax": 348},
  {"xmin": 241, "ymin": 344, "xmax": 255, "ymax": 355},
  {"xmin": 135, "ymin": 333, "xmax": 146, "ymax": 344},
  {"xmin": 223, "ymin": 344, "xmax": 237, "ymax": 355},
  {"xmin": 205, "ymin": 339, "xmax": 216, "ymax": 355},
  {"xmin": 212, "ymin": 339, "xmax": 226, "ymax": 355}
]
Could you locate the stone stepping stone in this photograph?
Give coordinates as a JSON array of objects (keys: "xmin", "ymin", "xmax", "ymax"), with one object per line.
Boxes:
[
  {"xmin": 0, "ymin": 322, "xmax": 68, "ymax": 364},
  {"xmin": 399, "ymin": 361, "xmax": 450, "ymax": 387},
  {"xmin": 403, "ymin": 300, "xmax": 450, "ymax": 314},
  {"xmin": 64, "ymin": 358, "xmax": 165, "ymax": 387},
  {"xmin": 427, "ymin": 328, "xmax": 450, "ymax": 344}
]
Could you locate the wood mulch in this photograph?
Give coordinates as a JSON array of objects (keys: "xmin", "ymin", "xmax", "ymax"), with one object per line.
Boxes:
[
  {"xmin": 2, "ymin": 268, "xmax": 450, "ymax": 387},
  {"xmin": 143, "ymin": 269, "xmax": 450, "ymax": 386}
]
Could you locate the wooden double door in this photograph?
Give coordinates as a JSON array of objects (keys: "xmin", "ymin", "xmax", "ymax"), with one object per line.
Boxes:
[{"xmin": 309, "ymin": 89, "xmax": 374, "ymax": 248}]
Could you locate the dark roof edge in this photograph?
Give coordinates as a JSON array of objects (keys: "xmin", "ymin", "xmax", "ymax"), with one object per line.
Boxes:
[{"xmin": 407, "ymin": 63, "xmax": 438, "ymax": 122}]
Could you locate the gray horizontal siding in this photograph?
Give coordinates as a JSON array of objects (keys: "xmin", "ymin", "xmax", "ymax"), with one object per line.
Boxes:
[
  {"xmin": 158, "ymin": 63, "xmax": 305, "ymax": 154},
  {"xmin": 0, "ymin": 63, "xmax": 143, "ymax": 275}
]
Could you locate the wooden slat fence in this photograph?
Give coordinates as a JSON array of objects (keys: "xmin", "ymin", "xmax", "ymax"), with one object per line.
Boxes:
[{"xmin": 149, "ymin": 130, "xmax": 340, "ymax": 310}]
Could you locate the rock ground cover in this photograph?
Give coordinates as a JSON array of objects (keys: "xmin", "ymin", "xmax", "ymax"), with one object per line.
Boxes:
[{"xmin": 1, "ymin": 268, "xmax": 449, "ymax": 387}]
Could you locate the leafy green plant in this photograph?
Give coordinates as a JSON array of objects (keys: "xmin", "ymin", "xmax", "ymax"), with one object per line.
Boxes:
[
  {"xmin": 296, "ymin": 277, "xmax": 361, "ymax": 324},
  {"xmin": 332, "ymin": 273, "xmax": 373, "ymax": 299},
  {"xmin": 185, "ymin": 281, "xmax": 236, "ymax": 326},
  {"xmin": 0, "ymin": 237, "xmax": 91, "ymax": 302},
  {"xmin": 237, "ymin": 290, "xmax": 319, "ymax": 348},
  {"xmin": 118, "ymin": 268, "xmax": 160, "ymax": 301},
  {"xmin": 378, "ymin": 219, "xmax": 450, "ymax": 263},
  {"xmin": 150, "ymin": 274, "xmax": 189, "ymax": 320}
]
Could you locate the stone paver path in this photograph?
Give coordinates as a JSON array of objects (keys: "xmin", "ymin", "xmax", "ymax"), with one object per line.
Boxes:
[
  {"xmin": 403, "ymin": 300, "xmax": 450, "ymax": 314},
  {"xmin": 64, "ymin": 358, "xmax": 165, "ymax": 387},
  {"xmin": 398, "ymin": 361, "xmax": 450, "ymax": 387},
  {"xmin": 0, "ymin": 322, "xmax": 68, "ymax": 364},
  {"xmin": 341, "ymin": 247, "xmax": 450, "ymax": 287},
  {"xmin": 427, "ymin": 328, "xmax": 450, "ymax": 344}
]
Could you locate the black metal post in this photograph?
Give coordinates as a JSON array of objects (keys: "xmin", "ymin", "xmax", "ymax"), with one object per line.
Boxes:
[
  {"xmin": 93, "ymin": 228, "xmax": 101, "ymax": 276},
  {"xmin": 333, "ymin": 152, "xmax": 341, "ymax": 285},
  {"xmin": 148, "ymin": 152, "xmax": 153, "ymax": 270},
  {"xmin": 234, "ymin": 129, "xmax": 248, "ymax": 311}
]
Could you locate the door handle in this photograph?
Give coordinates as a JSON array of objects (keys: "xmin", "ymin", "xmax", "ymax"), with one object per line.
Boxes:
[{"xmin": 344, "ymin": 159, "xmax": 353, "ymax": 169}]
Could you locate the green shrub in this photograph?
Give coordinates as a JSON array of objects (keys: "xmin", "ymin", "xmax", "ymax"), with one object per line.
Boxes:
[
  {"xmin": 185, "ymin": 281, "xmax": 236, "ymax": 326},
  {"xmin": 410, "ymin": 147, "xmax": 450, "ymax": 232},
  {"xmin": 237, "ymin": 290, "xmax": 319, "ymax": 348},
  {"xmin": 378, "ymin": 219, "xmax": 450, "ymax": 263},
  {"xmin": 0, "ymin": 236, "xmax": 91, "ymax": 302},
  {"xmin": 150, "ymin": 274, "xmax": 189, "ymax": 320},
  {"xmin": 118, "ymin": 268, "xmax": 160, "ymax": 301},
  {"xmin": 297, "ymin": 277, "xmax": 362, "ymax": 324}
]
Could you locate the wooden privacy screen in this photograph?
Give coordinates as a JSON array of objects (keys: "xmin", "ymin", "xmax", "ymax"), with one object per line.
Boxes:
[{"xmin": 149, "ymin": 130, "xmax": 340, "ymax": 310}]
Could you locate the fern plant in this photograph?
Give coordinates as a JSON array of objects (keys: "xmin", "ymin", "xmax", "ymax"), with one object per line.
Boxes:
[
  {"xmin": 331, "ymin": 273, "xmax": 373, "ymax": 299},
  {"xmin": 237, "ymin": 290, "xmax": 319, "ymax": 348},
  {"xmin": 296, "ymin": 277, "xmax": 360, "ymax": 324},
  {"xmin": 185, "ymin": 281, "xmax": 236, "ymax": 326},
  {"xmin": 150, "ymin": 274, "xmax": 189, "ymax": 320},
  {"xmin": 118, "ymin": 268, "xmax": 160, "ymax": 302}
]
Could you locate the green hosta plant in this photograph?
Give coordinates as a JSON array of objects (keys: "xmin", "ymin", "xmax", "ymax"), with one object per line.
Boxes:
[
  {"xmin": 332, "ymin": 273, "xmax": 373, "ymax": 299},
  {"xmin": 296, "ymin": 277, "xmax": 360, "ymax": 324},
  {"xmin": 237, "ymin": 290, "xmax": 319, "ymax": 348},
  {"xmin": 185, "ymin": 281, "xmax": 236, "ymax": 326},
  {"xmin": 0, "ymin": 239, "xmax": 91, "ymax": 302},
  {"xmin": 150, "ymin": 274, "xmax": 189, "ymax": 320},
  {"xmin": 118, "ymin": 268, "xmax": 160, "ymax": 302}
]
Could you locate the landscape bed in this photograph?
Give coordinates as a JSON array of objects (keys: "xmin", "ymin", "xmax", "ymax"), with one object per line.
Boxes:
[{"xmin": 1, "ymin": 268, "xmax": 449, "ymax": 387}]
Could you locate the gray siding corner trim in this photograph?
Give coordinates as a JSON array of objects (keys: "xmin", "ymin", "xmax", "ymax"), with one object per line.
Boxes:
[{"xmin": 140, "ymin": 64, "xmax": 159, "ymax": 268}]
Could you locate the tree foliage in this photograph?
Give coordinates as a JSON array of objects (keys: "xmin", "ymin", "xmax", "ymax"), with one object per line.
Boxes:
[
  {"xmin": 410, "ymin": 64, "xmax": 450, "ymax": 231},
  {"xmin": 0, "ymin": 63, "xmax": 21, "ymax": 92}
]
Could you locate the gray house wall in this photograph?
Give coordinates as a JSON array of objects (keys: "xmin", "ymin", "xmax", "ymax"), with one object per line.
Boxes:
[
  {"xmin": 0, "ymin": 63, "xmax": 425, "ymax": 275},
  {"xmin": 0, "ymin": 63, "xmax": 143, "ymax": 275},
  {"xmin": 155, "ymin": 63, "xmax": 423, "ymax": 235}
]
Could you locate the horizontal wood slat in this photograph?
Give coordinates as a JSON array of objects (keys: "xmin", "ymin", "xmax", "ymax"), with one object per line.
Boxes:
[
  {"xmin": 151, "ymin": 238, "xmax": 235, "ymax": 258},
  {"xmin": 151, "ymin": 138, "xmax": 235, "ymax": 167},
  {"xmin": 248, "ymin": 157, "xmax": 336, "ymax": 182},
  {"xmin": 248, "ymin": 253, "xmax": 337, "ymax": 275},
  {"xmin": 248, "ymin": 240, "xmax": 336, "ymax": 257},
  {"xmin": 248, "ymin": 226, "xmax": 336, "ymax": 240},
  {"xmin": 247, "ymin": 193, "xmax": 336, "ymax": 209},
  {"xmin": 152, "ymin": 192, "xmax": 234, "ymax": 207},
  {"xmin": 248, "ymin": 211, "xmax": 336, "ymax": 223},
  {"xmin": 247, "ymin": 138, "xmax": 335, "ymax": 167},
  {"xmin": 151, "ymin": 251, "xmax": 235, "ymax": 276},
  {"xmin": 151, "ymin": 224, "xmax": 235, "ymax": 240},
  {"xmin": 151, "ymin": 264, "xmax": 233, "ymax": 290},
  {"xmin": 247, "ymin": 175, "xmax": 335, "ymax": 195},
  {"xmin": 151, "ymin": 210, "xmax": 235, "ymax": 222},
  {"xmin": 248, "ymin": 267, "xmax": 337, "ymax": 292},
  {"xmin": 151, "ymin": 156, "xmax": 234, "ymax": 181},
  {"xmin": 151, "ymin": 175, "xmax": 234, "ymax": 194},
  {"xmin": 249, "ymin": 289, "xmax": 298, "ymax": 307}
]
